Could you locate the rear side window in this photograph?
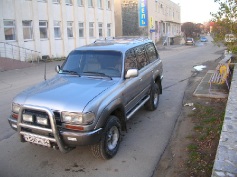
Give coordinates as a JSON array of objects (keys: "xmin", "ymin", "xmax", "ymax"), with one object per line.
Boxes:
[
  {"xmin": 134, "ymin": 45, "xmax": 148, "ymax": 70},
  {"xmin": 125, "ymin": 49, "xmax": 137, "ymax": 72},
  {"xmin": 145, "ymin": 43, "xmax": 158, "ymax": 63}
]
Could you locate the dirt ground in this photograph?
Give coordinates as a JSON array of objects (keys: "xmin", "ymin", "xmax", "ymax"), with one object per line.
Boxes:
[{"xmin": 153, "ymin": 59, "xmax": 227, "ymax": 177}]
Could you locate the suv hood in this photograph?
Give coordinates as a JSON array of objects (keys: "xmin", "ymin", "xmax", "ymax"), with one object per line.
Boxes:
[{"xmin": 14, "ymin": 75, "xmax": 116, "ymax": 112}]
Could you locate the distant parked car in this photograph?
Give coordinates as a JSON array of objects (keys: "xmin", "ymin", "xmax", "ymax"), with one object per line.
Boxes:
[
  {"xmin": 200, "ymin": 36, "xmax": 208, "ymax": 42},
  {"xmin": 185, "ymin": 38, "xmax": 195, "ymax": 46}
]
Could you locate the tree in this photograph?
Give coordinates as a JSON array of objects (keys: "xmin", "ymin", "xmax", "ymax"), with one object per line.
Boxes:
[
  {"xmin": 181, "ymin": 22, "xmax": 196, "ymax": 38},
  {"xmin": 211, "ymin": 0, "xmax": 237, "ymax": 53}
]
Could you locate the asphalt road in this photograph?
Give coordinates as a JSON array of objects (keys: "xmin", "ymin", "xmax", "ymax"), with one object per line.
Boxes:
[{"xmin": 0, "ymin": 36, "xmax": 225, "ymax": 177}]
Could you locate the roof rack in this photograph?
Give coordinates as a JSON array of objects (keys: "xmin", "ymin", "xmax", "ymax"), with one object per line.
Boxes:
[{"xmin": 94, "ymin": 36, "xmax": 150, "ymax": 44}]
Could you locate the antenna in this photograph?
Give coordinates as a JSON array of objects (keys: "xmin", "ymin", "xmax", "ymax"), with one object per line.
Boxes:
[{"xmin": 42, "ymin": 55, "xmax": 50, "ymax": 80}]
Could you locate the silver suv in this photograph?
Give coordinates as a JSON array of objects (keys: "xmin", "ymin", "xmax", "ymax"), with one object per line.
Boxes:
[{"xmin": 8, "ymin": 37, "xmax": 163, "ymax": 159}]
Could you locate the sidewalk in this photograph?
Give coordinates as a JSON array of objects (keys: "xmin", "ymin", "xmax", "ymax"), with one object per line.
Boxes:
[{"xmin": 0, "ymin": 57, "xmax": 35, "ymax": 72}]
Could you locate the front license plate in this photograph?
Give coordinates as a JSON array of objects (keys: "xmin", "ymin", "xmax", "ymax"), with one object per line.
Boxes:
[{"xmin": 24, "ymin": 134, "xmax": 51, "ymax": 147}]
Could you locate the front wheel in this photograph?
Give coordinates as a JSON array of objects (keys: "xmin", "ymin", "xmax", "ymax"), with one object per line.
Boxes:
[
  {"xmin": 91, "ymin": 115, "xmax": 121, "ymax": 159},
  {"xmin": 145, "ymin": 82, "xmax": 160, "ymax": 111}
]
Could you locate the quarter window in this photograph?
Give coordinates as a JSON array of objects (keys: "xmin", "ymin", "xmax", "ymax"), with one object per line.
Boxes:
[
  {"xmin": 22, "ymin": 20, "xmax": 33, "ymax": 40},
  {"xmin": 4, "ymin": 20, "xmax": 16, "ymax": 40},
  {"xmin": 145, "ymin": 43, "xmax": 158, "ymax": 63},
  {"xmin": 39, "ymin": 21, "xmax": 48, "ymax": 39}
]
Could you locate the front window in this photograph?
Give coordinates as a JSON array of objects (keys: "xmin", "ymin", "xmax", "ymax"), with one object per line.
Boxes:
[
  {"xmin": 89, "ymin": 22, "xmax": 94, "ymax": 37},
  {"xmin": 23, "ymin": 20, "xmax": 33, "ymax": 40},
  {"xmin": 39, "ymin": 21, "xmax": 48, "ymax": 39},
  {"xmin": 4, "ymin": 20, "xmax": 16, "ymax": 40},
  {"xmin": 54, "ymin": 21, "xmax": 61, "ymax": 39},
  {"xmin": 67, "ymin": 21, "xmax": 73, "ymax": 38},
  {"xmin": 61, "ymin": 51, "xmax": 122, "ymax": 77}
]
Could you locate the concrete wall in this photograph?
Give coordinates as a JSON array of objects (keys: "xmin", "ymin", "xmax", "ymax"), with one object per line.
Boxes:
[
  {"xmin": 212, "ymin": 64, "xmax": 237, "ymax": 177},
  {"xmin": 0, "ymin": 0, "xmax": 115, "ymax": 60}
]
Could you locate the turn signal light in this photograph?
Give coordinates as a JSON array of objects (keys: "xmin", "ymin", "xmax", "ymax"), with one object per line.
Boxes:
[
  {"xmin": 65, "ymin": 125, "xmax": 84, "ymax": 131},
  {"xmin": 12, "ymin": 113, "xmax": 18, "ymax": 119}
]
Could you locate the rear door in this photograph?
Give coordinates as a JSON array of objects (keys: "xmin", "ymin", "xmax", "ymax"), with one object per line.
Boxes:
[{"xmin": 122, "ymin": 45, "xmax": 151, "ymax": 114}]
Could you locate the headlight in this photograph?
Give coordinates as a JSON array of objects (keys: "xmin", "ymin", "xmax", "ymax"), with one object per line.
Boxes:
[
  {"xmin": 62, "ymin": 112, "xmax": 95, "ymax": 125},
  {"xmin": 12, "ymin": 103, "xmax": 21, "ymax": 113}
]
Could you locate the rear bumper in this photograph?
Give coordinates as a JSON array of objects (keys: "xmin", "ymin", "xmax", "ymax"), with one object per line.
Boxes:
[{"xmin": 8, "ymin": 105, "xmax": 104, "ymax": 152}]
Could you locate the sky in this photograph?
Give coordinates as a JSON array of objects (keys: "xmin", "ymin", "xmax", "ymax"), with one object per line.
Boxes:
[{"xmin": 171, "ymin": 0, "xmax": 220, "ymax": 23}]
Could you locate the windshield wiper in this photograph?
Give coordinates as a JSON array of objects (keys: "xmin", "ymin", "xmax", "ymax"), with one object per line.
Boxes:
[
  {"xmin": 60, "ymin": 70, "xmax": 80, "ymax": 76},
  {"xmin": 83, "ymin": 72, "xmax": 112, "ymax": 80}
]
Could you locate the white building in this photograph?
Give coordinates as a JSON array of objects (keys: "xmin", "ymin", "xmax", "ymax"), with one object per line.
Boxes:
[
  {"xmin": 114, "ymin": 0, "xmax": 181, "ymax": 44},
  {"xmin": 0, "ymin": 0, "xmax": 115, "ymax": 61}
]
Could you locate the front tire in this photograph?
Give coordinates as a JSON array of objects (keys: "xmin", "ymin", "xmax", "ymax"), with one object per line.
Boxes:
[
  {"xmin": 91, "ymin": 116, "xmax": 121, "ymax": 159},
  {"xmin": 145, "ymin": 82, "xmax": 160, "ymax": 111}
]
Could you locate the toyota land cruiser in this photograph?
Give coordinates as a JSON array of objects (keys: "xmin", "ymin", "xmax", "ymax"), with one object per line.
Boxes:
[{"xmin": 8, "ymin": 37, "xmax": 163, "ymax": 159}]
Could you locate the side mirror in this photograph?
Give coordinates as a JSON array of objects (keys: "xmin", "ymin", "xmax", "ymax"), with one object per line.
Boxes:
[
  {"xmin": 55, "ymin": 65, "xmax": 60, "ymax": 73},
  {"xmin": 125, "ymin": 69, "xmax": 138, "ymax": 79}
]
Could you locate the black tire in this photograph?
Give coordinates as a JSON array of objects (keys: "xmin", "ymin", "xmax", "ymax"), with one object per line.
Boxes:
[
  {"xmin": 145, "ymin": 82, "xmax": 160, "ymax": 111},
  {"xmin": 91, "ymin": 116, "xmax": 121, "ymax": 160}
]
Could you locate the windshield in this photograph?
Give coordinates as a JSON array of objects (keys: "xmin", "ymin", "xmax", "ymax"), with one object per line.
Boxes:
[{"xmin": 61, "ymin": 50, "xmax": 122, "ymax": 77}]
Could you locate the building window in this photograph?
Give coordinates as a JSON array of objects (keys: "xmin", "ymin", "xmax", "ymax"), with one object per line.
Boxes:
[
  {"xmin": 52, "ymin": 0, "xmax": 60, "ymax": 3},
  {"xmin": 88, "ymin": 0, "xmax": 93, "ymax": 7},
  {"xmin": 89, "ymin": 22, "xmax": 94, "ymax": 37},
  {"xmin": 79, "ymin": 22, "xmax": 84, "ymax": 37},
  {"xmin": 4, "ymin": 20, "xmax": 16, "ymax": 40},
  {"xmin": 22, "ymin": 20, "xmax": 33, "ymax": 40},
  {"xmin": 98, "ymin": 23, "xmax": 103, "ymax": 37},
  {"xmin": 67, "ymin": 21, "xmax": 73, "ymax": 38},
  {"xmin": 106, "ymin": 0, "xmax": 111, "ymax": 10},
  {"xmin": 107, "ymin": 23, "xmax": 111, "ymax": 37},
  {"xmin": 39, "ymin": 21, "xmax": 48, "ymax": 39},
  {"xmin": 97, "ymin": 0, "xmax": 102, "ymax": 8},
  {"xmin": 77, "ymin": 0, "xmax": 83, "ymax": 6},
  {"xmin": 54, "ymin": 21, "xmax": 61, "ymax": 39},
  {"xmin": 65, "ymin": 0, "xmax": 72, "ymax": 5}
]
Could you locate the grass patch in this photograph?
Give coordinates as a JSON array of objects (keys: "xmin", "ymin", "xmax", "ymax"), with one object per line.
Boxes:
[{"xmin": 186, "ymin": 99, "xmax": 227, "ymax": 177}]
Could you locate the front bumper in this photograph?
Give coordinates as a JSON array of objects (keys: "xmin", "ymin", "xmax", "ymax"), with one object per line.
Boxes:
[{"xmin": 8, "ymin": 105, "xmax": 103, "ymax": 152}]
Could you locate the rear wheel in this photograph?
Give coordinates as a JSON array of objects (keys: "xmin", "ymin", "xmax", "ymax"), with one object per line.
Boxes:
[
  {"xmin": 91, "ymin": 115, "xmax": 121, "ymax": 159},
  {"xmin": 145, "ymin": 82, "xmax": 160, "ymax": 111}
]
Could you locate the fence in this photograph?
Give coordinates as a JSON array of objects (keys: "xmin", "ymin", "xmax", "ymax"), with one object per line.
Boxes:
[{"xmin": 0, "ymin": 42, "xmax": 41, "ymax": 63}]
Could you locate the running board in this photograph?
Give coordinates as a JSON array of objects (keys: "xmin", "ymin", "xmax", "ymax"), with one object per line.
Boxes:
[{"xmin": 126, "ymin": 96, "xmax": 150, "ymax": 120}]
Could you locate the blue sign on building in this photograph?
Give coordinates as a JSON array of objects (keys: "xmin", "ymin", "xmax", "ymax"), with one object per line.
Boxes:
[{"xmin": 138, "ymin": 0, "xmax": 148, "ymax": 27}]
